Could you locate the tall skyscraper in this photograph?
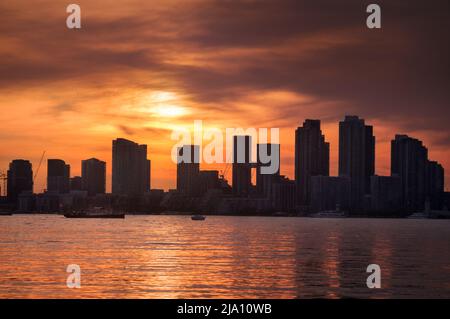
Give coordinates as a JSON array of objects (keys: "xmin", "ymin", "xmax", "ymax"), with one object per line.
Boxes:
[
  {"xmin": 391, "ymin": 134, "xmax": 427, "ymax": 211},
  {"xmin": 176, "ymin": 145, "xmax": 200, "ymax": 196},
  {"xmin": 256, "ymin": 143, "xmax": 280, "ymax": 198},
  {"xmin": 425, "ymin": 160, "xmax": 445, "ymax": 209},
  {"xmin": 47, "ymin": 159, "xmax": 70, "ymax": 193},
  {"xmin": 7, "ymin": 160, "xmax": 33, "ymax": 204},
  {"xmin": 232, "ymin": 135, "xmax": 252, "ymax": 196},
  {"xmin": 81, "ymin": 158, "xmax": 106, "ymax": 196},
  {"xmin": 295, "ymin": 120, "xmax": 329, "ymax": 207},
  {"xmin": 339, "ymin": 116, "xmax": 375, "ymax": 210},
  {"xmin": 112, "ymin": 138, "xmax": 151, "ymax": 195}
]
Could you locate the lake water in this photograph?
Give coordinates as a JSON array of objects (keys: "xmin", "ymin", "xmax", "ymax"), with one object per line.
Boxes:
[{"xmin": 0, "ymin": 215, "xmax": 449, "ymax": 298}]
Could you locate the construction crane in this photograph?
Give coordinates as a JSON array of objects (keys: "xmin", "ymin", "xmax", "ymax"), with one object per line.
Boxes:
[{"xmin": 34, "ymin": 151, "xmax": 46, "ymax": 183}]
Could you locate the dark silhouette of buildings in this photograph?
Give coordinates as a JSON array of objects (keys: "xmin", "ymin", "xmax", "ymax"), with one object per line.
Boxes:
[
  {"xmin": 112, "ymin": 138, "xmax": 150, "ymax": 195},
  {"xmin": 391, "ymin": 134, "xmax": 445, "ymax": 211},
  {"xmin": 199, "ymin": 170, "xmax": 220, "ymax": 194},
  {"xmin": 391, "ymin": 134, "xmax": 428, "ymax": 211},
  {"xmin": 370, "ymin": 175, "xmax": 401, "ymax": 213},
  {"xmin": 310, "ymin": 176, "xmax": 350, "ymax": 213},
  {"xmin": 339, "ymin": 116, "xmax": 375, "ymax": 210},
  {"xmin": 176, "ymin": 145, "xmax": 200, "ymax": 196},
  {"xmin": 47, "ymin": 159, "xmax": 70, "ymax": 193},
  {"xmin": 256, "ymin": 143, "xmax": 280, "ymax": 198},
  {"xmin": 232, "ymin": 135, "xmax": 252, "ymax": 196},
  {"xmin": 271, "ymin": 175, "xmax": 296, "ymax": 212},
  {"xmin": 426, "ymin": 161, "xmax": 444, "ymax": 209},
  {"xmin": 7, "ymin": 160, "xmax": 33, "ymax": 204},
  {"xmin": 82, "ymin": 158, "xmax": 106, "ymax": 196},
  {"xmin": 70, "ymin": 176, "xmax": 82, "ymax": 191},
  {"xmin": 295, "ymin": 120, "xmax": 329, "ymax": 208}
]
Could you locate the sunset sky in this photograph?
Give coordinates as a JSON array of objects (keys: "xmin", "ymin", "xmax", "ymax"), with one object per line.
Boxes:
[{"xmin": 1, "ymin": 0, "xmax": 449, "ymax": 192}]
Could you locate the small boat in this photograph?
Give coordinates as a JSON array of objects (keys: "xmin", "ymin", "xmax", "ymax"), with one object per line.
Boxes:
[
  {"xmin": 64, "ymin": 207, "xmax": 125, "ymax": 219},
  {"xmin": 64, "ymin": 212, "xmax": 125, "ymax": 219},
  {"xmin": 191, "ymin": 214, "xmax": 206, "ymax": 221}
]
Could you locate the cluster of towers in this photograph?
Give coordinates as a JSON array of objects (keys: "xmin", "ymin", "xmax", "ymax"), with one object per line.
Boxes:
[
  {"xmin": 298, "ymin": 116, "xmax": 444, "ymax": 213},
  {"xmin": 176, "ymin": 116, "xmax": 445, "ymax": 214},
  {"xmin": 3, "ymin": 138, "xmax": 151, "ymax": 208},
  {"xmin": 3, "ymin": 116, "xmax": 446, "ymax": 214}
]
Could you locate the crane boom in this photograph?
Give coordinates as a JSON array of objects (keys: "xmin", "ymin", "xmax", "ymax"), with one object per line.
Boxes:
[{"xmin": 34, "ymin": 151, "xmax": 46, "ymax": 182}]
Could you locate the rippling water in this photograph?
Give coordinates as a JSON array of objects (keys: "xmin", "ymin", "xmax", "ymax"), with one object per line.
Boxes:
[{"xmin": 0, "ymin": 215, "xmax": 449, "ymax": 298}]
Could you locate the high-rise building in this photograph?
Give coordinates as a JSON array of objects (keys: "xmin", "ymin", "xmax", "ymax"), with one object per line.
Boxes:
[
  {"xmin": 7, "ymin": 160, "xmax": 33, "ymax": 204},
  {"xmin": 176, "ymin": 145, "xmax": 200, "ymax": 196},
  {"xmin": 370, "ymin": 175, "xmax": 401, "ymax": 213},
  {"xmin": 310, "ymin": 176, "xmax": 351, "ymax": 213},
  {"xmin": 81, "ymin": 158, "xmax": 106, "ymax": 196},
  {"xmin": 198, "ymin": 170, "xmax": 220, "ymax": 195},
  {"xmin": 70, "ymin": 176, "xmax": 82, "ymax": 191},
  {"xmin": 112, "ymin": 138, "xmax": 151, "ymax": 195},
  {"xmin": 425, "ymin": 160, "xmax": 444, "ymax": 209},
  {"xmin": 256, "ymin": 143, "xmax": 280, "ymax": 198},
  {"xmin": 271, "ymin": 176, "xmax": 296, "ymax": 213},
  {"xmin": 295, "ymin": 120, "xmax": 329, "ymax": 207},
  {"xmin": 47, "ymin": 159, "xmax": 70, "ymax": 193},
  {"xmin": 391, "ymin": 134, "xmax": 427, "ymax": 211},
  {"xmin": 339, "ymin": 116, "xmax": 375, "ymax": 210},
  {"xmin": 232, "ymin": 135, "xmax": 252, "ymax": 196}
]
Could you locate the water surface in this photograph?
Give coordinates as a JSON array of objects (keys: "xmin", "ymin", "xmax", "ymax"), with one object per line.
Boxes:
[{"xmin": 0, "ymin": 215, "xmax": 449, "ymax": 298}]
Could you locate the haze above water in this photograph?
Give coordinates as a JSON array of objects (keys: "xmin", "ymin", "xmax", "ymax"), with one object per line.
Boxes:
[{"xmin": 0, "ymin": 215, "xmax": 448, "ymax": 298}]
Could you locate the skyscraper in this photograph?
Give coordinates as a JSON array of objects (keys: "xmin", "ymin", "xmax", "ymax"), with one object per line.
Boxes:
[
  {"xmin": 112, "ymin": 138, "xmax": 151, "ymax": 195},
  {"xmin": 176, "ymin": 145, "xmax": 200, "ymax": 196},
  {"xmin": 391, "ymin": 134, "xmax": 427, "ymax": 211},
  {"xmin": 339, "ymin": 116, "xmax": 375, "ymax": 210},
  {"xmin": 256, "ymin": 143, "xmax": 280, "ymax": 198},
  {"xmin": 47, "ymin": 159, "xmax": 70, "ymax": 193},
  {"xmin": 425, "ymin": 160, "xmax": 444, "ymax": 209},
  {"xmin": 295, "ymin": 120, "xmax": 329, "ymax": 207},
  {"xmin": 81, "ymin": 158, "xmax": 106, "ymax": 196},
  {"xmin": 232, "ymin": 135, "xmax": 252, "ymax": 196},
  {"xmin": 7, "ymin": 160, "xmax": 33, "ymax": 204}
]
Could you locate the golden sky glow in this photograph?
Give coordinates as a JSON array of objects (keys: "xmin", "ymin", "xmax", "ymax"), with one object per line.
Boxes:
[{"xmin": 0, "ymin": 0, "xmax": 449, "ymax": 192}]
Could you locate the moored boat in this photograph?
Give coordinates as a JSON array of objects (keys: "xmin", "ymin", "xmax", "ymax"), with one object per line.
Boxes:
[{"xmin": 64, "ymin": 207, "xmax": 125, "ymax": 219}]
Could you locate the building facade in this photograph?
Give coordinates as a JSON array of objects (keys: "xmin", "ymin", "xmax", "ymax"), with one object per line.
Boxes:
[
  {"xmin": 7, "ymin": 159, "xmax": 33, "ymax": 204},
  {"xmin": 47, "ymin": 159, "xmax": 70, "ymax": 194},
  {"xmin": 310, "ymin": 176, "xmax": 351, "ymax": 213},
  {"xmin": 232, "ymin": 135, "xmax": 252, "ymax": 197},
  {"xmin": 338, "ymin": 116, "xmax": 375, "ymax": 211},
  {"xmin": 177, "ymin": 145, "xmax": 200, "ymax": 196},
  {"xmin": 112, "ymin": 138, "xmax": 151, "ymax": 195},
  {"xmin": 82, "ymin": 158, "xmax": 106, "ymax": 196},
  {"xmin": 391, "ymin": 134, "xmax": 428, "ymax": 211},
  {"xmin": 295, "ymin": 120, "xmax": 329, "ymax": 208}
]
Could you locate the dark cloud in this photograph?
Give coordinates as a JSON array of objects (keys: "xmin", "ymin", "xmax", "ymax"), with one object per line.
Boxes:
[{"xmin": 1, "ymin": 0, "xmax": 449, "ymax": 158}]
